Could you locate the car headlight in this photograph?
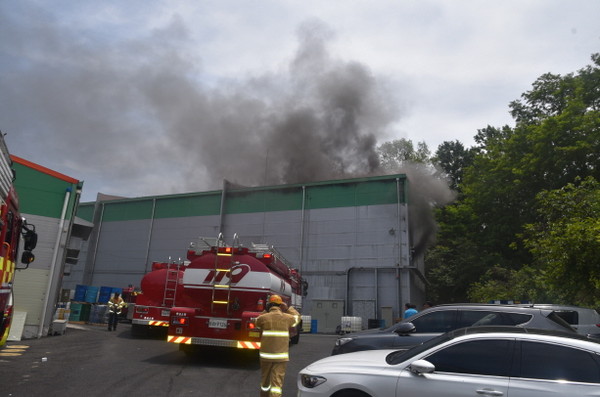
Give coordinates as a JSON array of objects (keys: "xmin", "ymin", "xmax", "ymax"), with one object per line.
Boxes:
[
  {"xmin": 335, "ymin": 337, "xmax": 353, "ymax": 347},
  {"xmin": 301, "ymin": 374, "xmax": 327, "ymax": 388}
]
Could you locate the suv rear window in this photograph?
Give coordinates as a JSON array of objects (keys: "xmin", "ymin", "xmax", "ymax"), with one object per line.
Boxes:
[
  {"xmin": 553, "ymin": 310, "xmax": 579, "ymax": 325},
  {"xmin": 547, "ymin": 311, "xmax": 576, "ymax": 331}
]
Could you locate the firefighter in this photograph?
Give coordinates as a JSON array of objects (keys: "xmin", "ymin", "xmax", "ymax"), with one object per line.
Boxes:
[
  {"xmin": 107, "ymin": 292, "xmax": 126, "ymax": 331},
  {"xmin": 255, "ymin": 294, "xmax": 296, "ymax": 396}
]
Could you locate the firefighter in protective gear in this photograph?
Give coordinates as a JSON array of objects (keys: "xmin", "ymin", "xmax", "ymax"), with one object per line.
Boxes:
[
  {"xmin": 255, "ymin": 294, "xmax": 296, "ymax": 396},
  {"xmin": 107, "ymin": 292, "xmax": 126, "ymax": 331}
]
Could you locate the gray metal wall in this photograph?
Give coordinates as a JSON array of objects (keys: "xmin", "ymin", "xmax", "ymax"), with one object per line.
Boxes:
[{"xmin": 65, "ymin": 177, "xmax": 426, "ymax": 330}]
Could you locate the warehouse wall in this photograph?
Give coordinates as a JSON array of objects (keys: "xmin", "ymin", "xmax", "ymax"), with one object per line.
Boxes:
[
  {"xmin": 11, "ymin": 156, "xmax": 83, "ymax": 339},
  {"xmin": 66, "ymin": 174, "xmax": 423, "ymax": 325}
]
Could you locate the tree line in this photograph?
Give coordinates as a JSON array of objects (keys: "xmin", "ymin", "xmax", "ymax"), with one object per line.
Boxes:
[{"xmin": 377, "ymin": 53, "xmax": 600, "ymax": 308}]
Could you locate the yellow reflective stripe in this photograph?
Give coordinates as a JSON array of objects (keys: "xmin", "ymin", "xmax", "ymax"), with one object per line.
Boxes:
[
  {"xmin": 271, "ymin": 386, "xmax": 282, "ymax": 395},
  {"xmin": 262, "ymin": 330, "xmax": 289, "ymax": 337},
  {"xmin": 292, "ymin": 315, "xmax": 300, "ymax": 327},
  {"xmin": 261, "ymin": 386, "xmax": 270, "ymax": 392},
  {"xmin": 0, "ymin": 257, "xmax": 15, "ymax": 284},
  {"xmin": 260, "ymin": 352, "xmax": 289, "ymax": 359}
]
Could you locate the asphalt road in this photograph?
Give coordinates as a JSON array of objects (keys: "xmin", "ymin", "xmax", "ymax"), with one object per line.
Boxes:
[{"xmin": 0, "ymin": 323, "xmax": 338, "ymax": 397}]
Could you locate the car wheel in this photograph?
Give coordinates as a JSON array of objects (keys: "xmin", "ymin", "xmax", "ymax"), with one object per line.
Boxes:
[{"xmin": 332, "ymin": 389, "xmax": 371, "ymax": 397}]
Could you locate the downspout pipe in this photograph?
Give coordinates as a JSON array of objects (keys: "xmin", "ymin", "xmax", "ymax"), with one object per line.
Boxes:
[
  {"xmin": 144, "ymin": 198, "xmax": 157, "ymax": 273},
  {"xmin": 299, "ymin": 185, "xmax": 306, "ymax": 274},
  {"xmin": 219, "ymin": 180, "xmax": 227, "ymax": 235},
  {"xmin": 39, "ymin": 187, "xmax": 71, "ymax": 338}
]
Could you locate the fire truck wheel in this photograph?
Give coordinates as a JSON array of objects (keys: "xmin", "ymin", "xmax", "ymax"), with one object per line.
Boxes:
[
  {"xmin": 290, "ymin": 325, "xmax": 300, "ymax": 345},
  {"xmin": 179, "ymin": 344, "xmax": 198, "ymax": 357},
  {"xmin": 131, "ymin": 324, "xmax": 147, "ymax": 337}
]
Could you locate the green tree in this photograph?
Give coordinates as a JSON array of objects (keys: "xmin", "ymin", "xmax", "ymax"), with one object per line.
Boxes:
[
  {"xmin": 433, "ymin": 140, "xmax": 475, "ymax": 191},
  {"xmin": 426, "ymin": 53, "xmax": 600, "ymax": 303},
  {"xmin": 377, "ymin": 138, "xmax": 431, "ymax": 170},
  {"xmin": 522, "ymin": 177, "xmax": 600, "ymax": 307}
]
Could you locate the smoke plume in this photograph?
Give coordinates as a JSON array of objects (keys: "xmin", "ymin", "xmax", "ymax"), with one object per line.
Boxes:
[{"xmin": 2, "ymin": 9, "xmax": 454, "ymax": 251}]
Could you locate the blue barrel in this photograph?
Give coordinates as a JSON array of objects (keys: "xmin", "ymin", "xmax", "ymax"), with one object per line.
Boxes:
[
  {"xmin": 84, "ymin": 286, "xmax": 99, "ymax": 303},
  {"xmin": 98, "ymin": 287, "xmax": 113, "ymax": 303},
  {"xmin": 310, "ymin": 319, "xmax": 318, "ymax": 333},
  {"xmin": 74, "ymin": 285, "xmax": 87, "ymax": 302}
]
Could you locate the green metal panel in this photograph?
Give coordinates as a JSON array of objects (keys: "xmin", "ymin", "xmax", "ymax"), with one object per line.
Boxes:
[
  {"xmin": 225, "ymin": 187, "xmax": 302, "ymax": 214},
  {"xmin": 12, "ymin": 162, "xmax": 79, "ymax": 219},
  {"xmin": 90, "ymin": 174, "xmax": 407, "ymax": 222},
  {"xmin": 76, "ymin": 203, "xmax": 95, "ymax": 222},
  {"xmin": 154, "ymin": 193, "xmax": 222, "ymax": 218},
  {"xmin": 305, "ymin": 179, "xmax": 400, "ymax": 209},
  {"xmin": 102, "ymin": 200, "xmax": 154, "ymax": 222}
]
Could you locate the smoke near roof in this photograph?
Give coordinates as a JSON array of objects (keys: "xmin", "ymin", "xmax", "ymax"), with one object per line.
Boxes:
[
  {"xmin": 2, "ymin": 9, "xmax": 454, "ymax": 253},
  {"xmin": 161, "ymin": 19, "xmax": 400, "ymax": 189},
  {"xmin": 2, "ymin": 12, "xmax": 400, "ymax": 197}
]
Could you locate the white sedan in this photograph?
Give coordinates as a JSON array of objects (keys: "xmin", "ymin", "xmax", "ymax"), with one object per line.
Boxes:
[{"xmin": 298, "ymin": 326, "xmax": 600, "ymax": 397}]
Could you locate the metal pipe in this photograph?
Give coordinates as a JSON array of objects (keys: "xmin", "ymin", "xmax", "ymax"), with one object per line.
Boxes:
[
  {"xmin": 219, "ymin": 180, "xmax": 227, "ymax": 235},
  {"xmin": 88, "ymin": 202, "xmax": 105, "ymax": 285},
  {"xmin": 38, "ymin": 187, "xmax": 71, "ymax": 338},
  {"xmin": 144, "ymin": 198, "xmax": 157, "ymax": 273},
  {"xmin": 299, "ymin": 185, "xmax": 306, "ymax": 273}
]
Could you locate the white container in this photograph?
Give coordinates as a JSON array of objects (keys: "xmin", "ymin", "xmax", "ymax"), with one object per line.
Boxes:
[
  {"xmin": 341, "ymin": 316, "xmax": 362, "ymax": 332},
  {"xmin": 301, "ymin": 315, "xmax": 312, "ymax": 332}
]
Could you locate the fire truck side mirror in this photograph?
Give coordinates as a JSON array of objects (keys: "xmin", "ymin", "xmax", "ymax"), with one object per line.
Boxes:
[
  {"xmin": 20, "ymin": 250, "xmax": 35, "ymax": 267},
  {"xmin": 23, "ymin": 229, "xmax": 38, "ymax": 251}
]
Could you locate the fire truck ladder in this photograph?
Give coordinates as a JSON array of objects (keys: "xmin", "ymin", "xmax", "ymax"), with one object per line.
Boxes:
[
  {"xmin": 210, "ymin": 233, "xmax": 240, "ymax": 314},
  {"xmin": 162, "ymin": 258, "xmax": 180, "ymax": 307}
]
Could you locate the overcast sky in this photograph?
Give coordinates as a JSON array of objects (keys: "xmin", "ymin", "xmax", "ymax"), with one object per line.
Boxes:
[{"xmin": 2, "ymin": 1, "xmax": 599, "ymax": 202}]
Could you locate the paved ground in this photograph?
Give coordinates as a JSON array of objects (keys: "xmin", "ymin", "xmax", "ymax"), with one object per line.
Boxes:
[{"xmin": 0, "ymin": 322, "xmax": 339, "ymax": 396}]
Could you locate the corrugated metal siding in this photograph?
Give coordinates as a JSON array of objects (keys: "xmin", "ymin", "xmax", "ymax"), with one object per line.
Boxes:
[
  {"xmin": 13, "ymin": 268, "xmax": 49, "ymax": 326},
  {"xmin": 66, "ymin": 175, "xmax": 418, "ymax": 321}
]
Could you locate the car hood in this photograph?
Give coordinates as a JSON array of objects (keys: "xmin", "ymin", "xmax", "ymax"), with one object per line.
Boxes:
[
  {"xmin": 342, "ymin": 327, "xmax": 389, "ymax": 338},
  {"xmin": 303, "ymin": 349, "xmax": 397, "ymax": 373}
]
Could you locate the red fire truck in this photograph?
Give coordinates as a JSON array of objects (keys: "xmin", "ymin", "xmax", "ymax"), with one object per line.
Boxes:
[
  {"xmin": 131, "ymin": 260, "xmax": 186, "ymax": 336},
  {"xmin": 0, "ymin": 135, "xmax": 37, "ymax": 346},
  {"xmin": 167, "ymin": 234, "xmax": 305, "ymax": 354}
]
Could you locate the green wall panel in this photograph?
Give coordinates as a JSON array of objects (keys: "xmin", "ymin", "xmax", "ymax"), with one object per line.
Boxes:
[
  {"xmin": 102, "ymin": 200, "xmax": 154, "ymax": 222},
  {"xmin": 12, "ymin": 162, "xmax": 80, "ymax": 219},
  {"xmin": 225, "ymin": 188, "xmax": 302, "ymax": 214},
  {"xmin": 89, "ymin": 174, "xmax": 407, "ymax": 222},
  {"xmin": 154, "ymin": 194, "xmax": 222, "ymax": 218},
  {"xmin": 76, "ymin": 203, "xmax": 95, "ymax": 222}
]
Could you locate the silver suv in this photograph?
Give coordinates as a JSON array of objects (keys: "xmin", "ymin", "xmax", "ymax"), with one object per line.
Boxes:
[
  {"xmin": 332, "ymin": 303, "xmax": 575, "ymax": 355},
  {"xmin": 523, "ymin": 304, "xmax": 600, "ymax": 336}
]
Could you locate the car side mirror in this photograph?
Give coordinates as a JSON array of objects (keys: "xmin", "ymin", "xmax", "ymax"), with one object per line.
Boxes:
[
  {"xmin": 395, "ymin": 322, "xmax": 416, "ymax": 335},
  {"xmin": 409, "ymin": 359, "xmax": 435, "ymax": 375}
]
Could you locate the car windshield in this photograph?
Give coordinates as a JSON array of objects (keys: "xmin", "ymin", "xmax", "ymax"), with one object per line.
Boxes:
[{"xmin": 386, "ymin": 332, "xmax": 453, "ymax": 365}]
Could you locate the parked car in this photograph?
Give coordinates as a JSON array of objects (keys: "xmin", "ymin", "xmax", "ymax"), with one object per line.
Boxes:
[
  {"xmin": 521, "ymin": 304, "xmax": 600, "ymax": 335},
  {"xmin": 331, "ymin": 303, "xmax": 574, "ymax": 355},
  {"xmin": 300, "ymin": 326, "xmax": 600, "ymax": 397}
]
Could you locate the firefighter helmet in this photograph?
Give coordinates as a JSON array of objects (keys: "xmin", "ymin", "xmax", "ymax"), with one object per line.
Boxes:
[{"xmin": 268, "ymin": 294, "xmax": 283, "ymax": 305}]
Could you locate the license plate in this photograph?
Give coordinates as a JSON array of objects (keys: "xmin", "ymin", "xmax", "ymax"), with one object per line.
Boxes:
[
  {"xmin": 248, "ymin": 331, "xmax": 260, "ymax": 338},
  {"xmin": 208, "ymin": 318, "xmax": 228, "ymax": 329},
  {"xmin": 161, "ymin": 310, "xmax": 170, "ymax": 317}
]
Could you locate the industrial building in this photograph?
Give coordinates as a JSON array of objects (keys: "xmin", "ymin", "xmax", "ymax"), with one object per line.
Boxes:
[
  {"xmin": 65, "ymin": 174, "xmax": 425, "ymax": 332},
  {"xmin": 10, "ymin": 156, "xmax": 91, "ymax": 339}
]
